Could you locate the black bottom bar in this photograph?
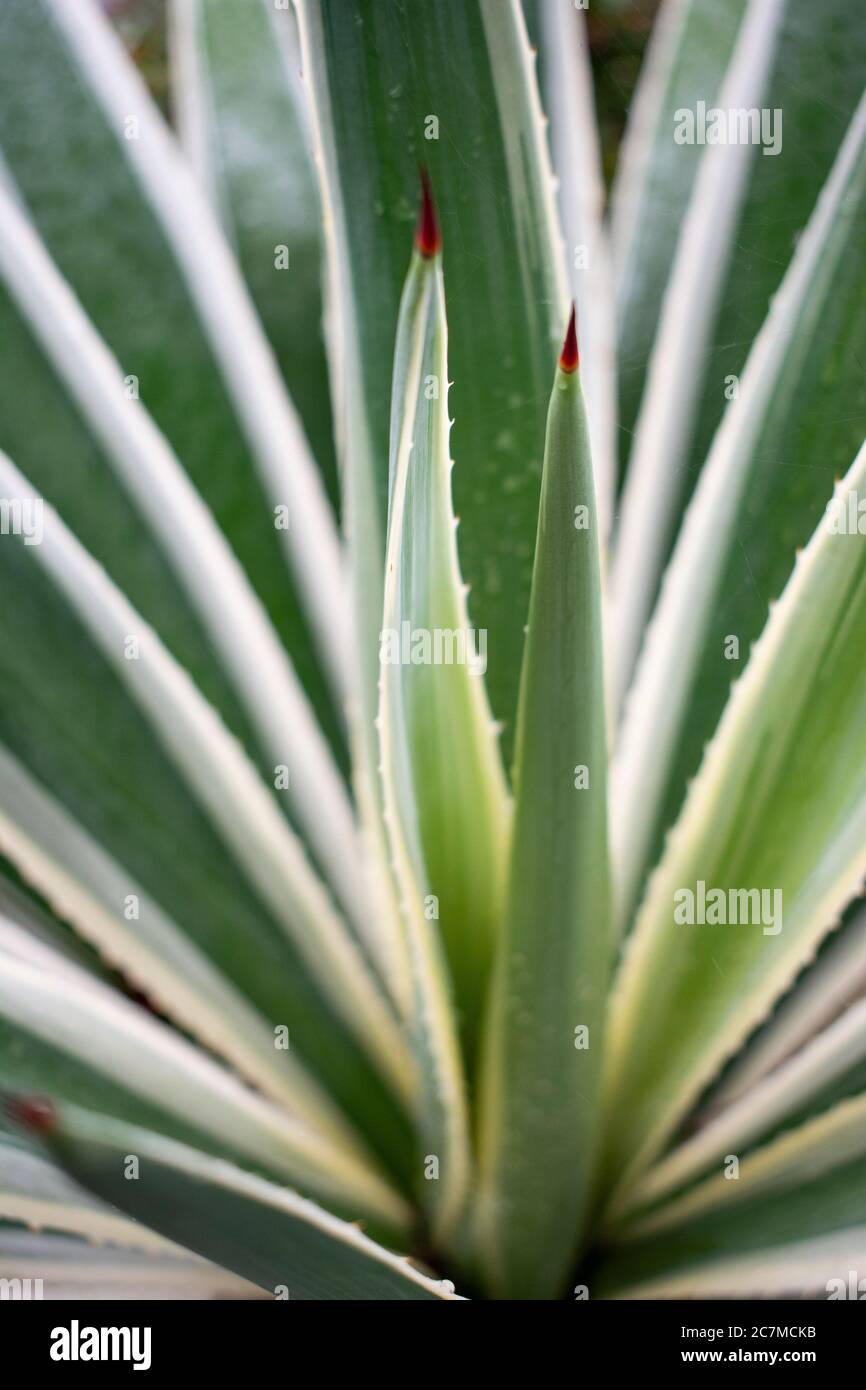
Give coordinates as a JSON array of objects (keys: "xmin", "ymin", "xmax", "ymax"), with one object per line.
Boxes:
[{"xmin": 4, "ymin": 1297, "xmax": 863, "ymax": 1374}]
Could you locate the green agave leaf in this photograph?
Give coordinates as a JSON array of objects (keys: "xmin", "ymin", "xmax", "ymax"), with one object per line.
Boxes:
[
  {"xmin": 617, "ymin": 0, "xmax": 866, "ymax": 503},
  {"xmin": 0, "ymin": 748, "xmax": 340, "ymax": 1119},
  {"xmin": 296, "ymin": 0, "xmax": 567, "ymax": 769},
  {"xmin": 524, "ymin": 0, "xmax": 617, "ymax": 543},
  {"xmin": 680, "ymin": 0, "xmax": 866, "ymax": 555},
  {"xmin": 0, "ymin": 451, "xmax": 413, "ymax": 1117},
  {"xmin": 0, "ymin": 44, "xmax": 410, "ymax": 1158},
  {"xmin": 613, "ymin": 0, "xmax": 866, "ymax": 712},
  {"xmin": 611, "ymin": 0, "xmax": 786, "ymax": 703},
  {"xmin": 714, "ymin": 903, "xmax": 866, "ymax": 1107},
  {"xmin": 0, "ymin": 486, "xmax": 411, "ymax": 1182},
  {"xmin": 0, "ymin": 939, "xmax": 410, "ymax": 1233},
  {"xmin": 0, "ymin": 860, "xmax": 107, "ymax": 981},
  {"xmin": 167, "ymin": 0, "xmax": 338, "ymax": 513},
  {"xmin": 0, "ymin": 1124, "xmax": 176, "ymax": 1254},
  {"xmin": 0, "ymin": 968, "xmax": 265, "ymax": 1162},
  {"xmin": 602, "ymin": 434, "xmax": 866, "ymax": 1197},
  {"xmin": 0, "ymin": 1230, "xmax": 262, "ymax": 1300},
  {"xmin": 478, "ymin": 320, "xmax": 610, "ymax": 1300},
  {"xmin": 378, "ymin": 282, "xmax": 469, "ymax": 1249},
  {"xmin": 0, "ymin": 0, "xmax": 347, "ymax": 742},
  {"xmin": 610, "ymin": 0, "xmax": 748, "ymax": 474},
  {"xmin": 598, "ymin": 1229, "xmax": 866, "ymax": 1301},
  {"xmin": 612, "ymin": 86, "xmax": 866, "ymax": 933},
  {"xmin": 613, "ymin": 994, "xmax": 866, "ymax": 1223},
  {"xmin": 33, "ymin": 1105, "xmax": 463, "ymax": 1301},
  {"xmin": 595, "ymin": 1093, "xmax": 866, "ymax": 1297},
  {"xmin": 0, "ymin": 73, "xmax": 366, "ymax": 944},
  {"xmin": 381, "ymin": 210, "xmax": 511, "ymax": 1071}
]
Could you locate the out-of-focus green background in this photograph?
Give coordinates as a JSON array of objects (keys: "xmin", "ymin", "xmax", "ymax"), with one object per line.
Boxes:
[{"xmin": 105, "ymin": 0, "xmax": 659, "ymax": 188}]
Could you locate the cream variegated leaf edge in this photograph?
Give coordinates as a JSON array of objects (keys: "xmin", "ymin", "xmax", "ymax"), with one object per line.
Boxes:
[
  {"xmin": 609, "ymin": 1228, "xmax": 866, "ymax": 1301},
  {"xmin": 0, "ymin": 753, "xmax": 349, "ymax": 1129},
  {"xmin": 0, "ymin": 1231, "xmax": 265, "ymax": 1301},
  {"xmin": 610, "ymin": 0, "xmax": 786, "ymax": 710},
  {"xmin": 535, "ymin": 0, "xmax": 617, "ymax": 548},
  {"xmin": 0, "ymin": 1132, "xmax": 183, "ymax": 1256},
  {"xmin": 0, "ymin": 942, "xmax": 409, "ymax": 1230},
  {"xmin": 713, "ymin": 902, "xmax": 866, "ymax": 1107},
  {"xmin": 40, "ymin": 1107, "xmax": 464, "ymax": 1301},
  {"xmin": 0, "ymin": 175, "xmax": 368, "ymax": 949},
  {"xmin": 611, "ymin": 83, "xmax": 866, "ymax": 935},
  {"xmin": 41, "ymin": 0, "xmax": 350, "ymax": 702},
  {"xmin": 603, "ymin": 434, "xmax": 866, "ymax": 1197},
  {"xmin": 0, "ymin": 451, "xmax": 413, "ymax": 1112},
  {"xmin": 613, "ymin": 995, "xmax": 866, "ymax": 1223},
  {"xmin": 616, "ymin": 1090, "xmax": 866, "ymax": 1242}
]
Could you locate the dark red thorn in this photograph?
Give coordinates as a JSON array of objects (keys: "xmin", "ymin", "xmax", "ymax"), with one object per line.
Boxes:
[
  {"xmin": 415, "ymin": 166, "xmax": 441, "ymax": 259},
  {"xmin": 3, "ymin": 1095, "xmax": 56, "ymax": 1135},
  {"xmin": 559, "ymin": 303, "xmax": 579, "ymax": 373}
]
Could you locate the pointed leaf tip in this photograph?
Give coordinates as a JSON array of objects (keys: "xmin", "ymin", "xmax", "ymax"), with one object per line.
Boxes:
[
  {"xmin": 415, "ymin": 167, "xmax": 441, "ymax": 258},
  {"xmin": 559, "ymin": 304, "xmax": 579, "ymax": 373},
  {"xmin": 3, "ymin": 1095, "xmax": 56, "ymax": 1135}
]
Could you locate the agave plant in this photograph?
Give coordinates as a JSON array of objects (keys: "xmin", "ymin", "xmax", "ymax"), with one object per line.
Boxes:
[{"xmin": 0, "ymin": 0, "xmax": 865, "ymax": 1303}]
